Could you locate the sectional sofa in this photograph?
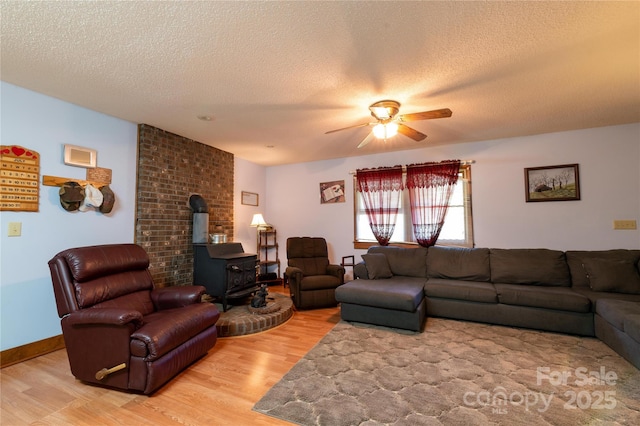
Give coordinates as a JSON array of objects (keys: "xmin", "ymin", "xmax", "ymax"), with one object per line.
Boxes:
[{"xmin": 335, "ymin": 246, "xmax": 640, "ymax": 369}]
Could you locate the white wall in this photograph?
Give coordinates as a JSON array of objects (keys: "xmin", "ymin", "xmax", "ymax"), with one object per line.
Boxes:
[
  {"xmin": 234, "ymin": 157, "xmax": 267, "ymax": 255},
  {"xmin": 2, "ymin": 79, "xmax": 638, "ymax": 352},
  {"xmin": 0, "ymin": 82, "xmax": 138, "ymax": 351},
  {"xmin": 265, "ymin": 123, "xmax": 640, "ymax": 279}
]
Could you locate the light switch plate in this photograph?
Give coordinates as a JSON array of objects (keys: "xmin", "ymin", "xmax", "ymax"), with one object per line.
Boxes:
[{"xmin": 8, "ymin": 222, "xmax": 22, "ymax": 236}]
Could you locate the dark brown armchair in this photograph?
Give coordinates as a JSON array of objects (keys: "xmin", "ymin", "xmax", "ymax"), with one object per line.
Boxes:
[
  {"xmin": 285, "ymin": 237, "xmax": 345, "ymax": 309},
  {"xmin": 48, "ymin": 243, "xmax": 220, "ymax": 394}
]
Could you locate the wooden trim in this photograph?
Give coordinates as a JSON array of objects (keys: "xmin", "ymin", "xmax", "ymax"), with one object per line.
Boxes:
[
  {"xmin": 1, "ymin": 335, "xmax": 65, "ymax": 368},
  {"xmin": 42, "ymin": 175, "xmax": 109, "ymax": 187},
  {"xmin": 354, "ymin": 241, "xmax": 419, "ymax": 250}
]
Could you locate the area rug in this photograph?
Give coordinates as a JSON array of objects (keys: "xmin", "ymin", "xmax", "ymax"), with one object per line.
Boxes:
[{"xmin": 253, "ymin": 318, "xmax": 640, "ymax": 425}]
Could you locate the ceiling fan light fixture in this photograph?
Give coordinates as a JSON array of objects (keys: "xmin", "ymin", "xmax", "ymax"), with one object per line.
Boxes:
[
  {"xmin": 386, "ymin": 122, "xmax": 398, "ymax": 137},
  {"xmin": 325, "ymin": 100, "xmax": 450, "ymax": 147},
  {"xmin": 373, "ymin": 122, "xmax": 398, "ymax": 139},
  {"xmin": 369, "ymin": 100, "xmax": 401, "ymax": 120}
]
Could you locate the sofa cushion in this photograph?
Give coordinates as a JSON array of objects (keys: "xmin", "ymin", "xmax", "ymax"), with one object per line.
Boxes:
[
  {"xmin": 427, "ymin": 246, "xmax": 490, "ymax": 281},
  {"xmin": 362, "ymin": 253, "xmax": 393, "ymax": 279},
  {"xmin": 62, "ymin": 243, "xmax": 150, "ymax": 283},
  {"xmin": 92, "ymin": 289, "xmax": 155, "ymax": 316},
  {"xmin": 624, "ymin": 315, "xmax": 640, "ymax": 344},
  {"xmin": 571, "ymin": 287, "xmax": 640, "ymax": 311},
  {"xmin": 297, "ymin": 274, "xmax": 342, "ymax": 291},
  {"xmin": 335, "ymin": 277, "xmax": 425, "ymax": 312},
  {"xmin": 582, "ymin": 258, "xmax": 640, "ymax": 294},
  {"xmin": 494, "ymin": 284, "xmax": 591, "ymax": 313},
  {"xmin": 595, "ymin": 299, "xmax": 640, "ymax": 332},
  {"xmin": 425, "ymin": 278, "xmax": 497, "ymax": 303},
  {"xmin": 490, "ymin": 249, "xmax": 571, "ymax": 287},
  {"xmin": 288, "ymin": 257, "xmax": 330, "ymax": 277},
  {"xmin": 566, "ymin": 250, "xmax": 640, "ymax": 288},
  {"xmin": 369, "ymin": 246, "xmax": 428, "ymax": 278}
]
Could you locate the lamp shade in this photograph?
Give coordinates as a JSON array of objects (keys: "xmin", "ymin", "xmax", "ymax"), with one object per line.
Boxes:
[
  {"xmin": 373, "ymin": 122, "xmax": 398, "ymax": 139},
  {"xmin": 250, "ymin": 213, "xmax": 267, "ymax": 227},
  {"xmin": 386, "ymin": 122, "xmax": 398, "ymax": 137}
]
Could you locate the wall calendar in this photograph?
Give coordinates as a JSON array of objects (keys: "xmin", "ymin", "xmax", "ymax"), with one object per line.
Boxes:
[{"xmin": 0, "ymin": 145, "xmax": 40, "ymax": 212}]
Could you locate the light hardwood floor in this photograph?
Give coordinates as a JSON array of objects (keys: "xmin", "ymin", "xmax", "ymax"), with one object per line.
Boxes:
[{"xmin": 1, "ymin": 285, "xmax": 341, "ymax": 425}]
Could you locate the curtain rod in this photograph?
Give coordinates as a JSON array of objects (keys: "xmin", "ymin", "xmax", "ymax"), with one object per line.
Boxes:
[{"xmin": 348, "ymin": 160, "xmax": 475, "ymax": 175}]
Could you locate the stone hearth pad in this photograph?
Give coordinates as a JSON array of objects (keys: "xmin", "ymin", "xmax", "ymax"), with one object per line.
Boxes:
[{"xmin": 215, "ymin": 293, "xmax": 294, "ymax": 337}]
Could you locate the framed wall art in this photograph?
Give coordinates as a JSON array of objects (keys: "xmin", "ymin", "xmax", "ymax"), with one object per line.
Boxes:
[
  {"xmin": 320, "ymin": 180, "xmax": 345, "ymax": 204},
  {"xmin": 525, "ymin": 164, "xmax": 580, "ymax": 202},
  {"xmin": 241, "ymin": 191, "xmax": 259, "ymax": 206}
]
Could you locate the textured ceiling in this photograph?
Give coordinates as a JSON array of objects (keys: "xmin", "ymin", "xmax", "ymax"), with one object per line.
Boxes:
[{"xmin": 2, "ymin": 1, "xmax": 639, "ymax": 166}]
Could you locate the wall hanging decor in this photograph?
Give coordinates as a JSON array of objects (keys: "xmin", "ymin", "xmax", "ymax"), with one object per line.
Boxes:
[
  {"xmin": 86, "ymin": 167, "xmax": 112, "ymax": 184},
  {"xmin": 63, "ymin": 144, "xmax": 97, "ymax": 168},
  {"xmin": 43, "ymin": 175, "xmax": 113, "ymax": 213},
  {"xmin": 241, "ymin": 191, "xmax": 259, "ymax": 206},
  {"xmin": 0, "ymin": 145, "xmax": 40, "ymax": 212},
  {"xmin": 525, "ymin": 164, "xmax": 580, "ymax": 202},
  {"xmin": 320, "ymin": 180, "xmax": 345, "ymax": 203}
]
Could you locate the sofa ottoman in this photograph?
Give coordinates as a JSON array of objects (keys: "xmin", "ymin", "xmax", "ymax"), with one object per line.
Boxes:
[
  {"xmin": 595, "ymin": 299, "xmax": 640, "ymax": 369},
  {"xmin": 336, "ymin": 277, "xmax": 426, "ymax": 332}
]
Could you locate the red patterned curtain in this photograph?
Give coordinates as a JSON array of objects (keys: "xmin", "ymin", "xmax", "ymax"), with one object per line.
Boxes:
[
  {"xmin": 406, "ymin": 160, "xmax": 461, "ymax": 247},
  {"xmin": 356, "ymin": 166, "xmax": 404, "ymax": 246}
]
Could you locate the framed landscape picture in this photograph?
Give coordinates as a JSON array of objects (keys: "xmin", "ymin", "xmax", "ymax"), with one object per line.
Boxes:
[{"xmin": 525, "ymin": 164, "xmax": 580, "ymax": 202}]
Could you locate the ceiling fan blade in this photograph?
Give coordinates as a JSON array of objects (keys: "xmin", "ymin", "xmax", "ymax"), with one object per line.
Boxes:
[
  {"xmin": 397, "ymin": 123, "xmax": 427, "ymax": 141},
  {"xmin": 357, "ymin": 132, "xmax": 375, "ymax": 148},
  {"xmin": 325, "ymin": 122, "xmax": 372, "ymax": 134},
  {"xmin": 398, "ymin": 108, "xmax": 452, "ymax": 122}
]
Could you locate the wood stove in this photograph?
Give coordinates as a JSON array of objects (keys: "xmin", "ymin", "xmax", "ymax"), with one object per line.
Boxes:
[{"xmin": 193, "ymin": 242, "xmax": 258, "ymax": 311}]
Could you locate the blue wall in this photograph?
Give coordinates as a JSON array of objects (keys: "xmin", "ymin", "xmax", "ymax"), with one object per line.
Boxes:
[{"xmin": 0, "ymin": 82, "xmax": 138, "ymax": 351}]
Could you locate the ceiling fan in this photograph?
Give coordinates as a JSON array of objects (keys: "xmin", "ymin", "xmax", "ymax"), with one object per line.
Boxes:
[{"xmin": 325, "ymin": 100, "xmax": 452, "ymax": 148}]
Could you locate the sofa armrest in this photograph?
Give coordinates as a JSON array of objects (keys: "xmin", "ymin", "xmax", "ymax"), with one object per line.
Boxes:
[
  {"xmin": 63, "ymin": 308, "xmax": 143, "ymax": 327},
  {"xmin": 354, "ymin": 262, "xmax": 369, "ymax": 279},
  {"xmin": 327, "ymin": 264, "xmax": 345, "ymax": 283},
  {"xmin": 61, "ymin": 309, "xmax": 137, "ymax": 388},
  {"xmin": 131, "ymin": 304, "xmax": 217, "ymax": 361},
  {"xmin": 151, "ymin": 285, "xmax": 206, "ymax": 310},
  {"xmin": 286, "ymin": 266, "xmax": 303, "ymax": 284}
]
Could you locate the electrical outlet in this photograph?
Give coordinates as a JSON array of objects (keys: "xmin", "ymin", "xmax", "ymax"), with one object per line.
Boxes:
[
  {"xmin": 613, "ymin": 220, "xmax": 637, "ymax": 230},
  {"xmin": 8, "ymin": 222, "xmax": 22, "ymax": 237}
]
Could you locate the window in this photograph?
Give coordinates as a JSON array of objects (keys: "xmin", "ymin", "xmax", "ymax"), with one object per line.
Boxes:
[{"xmin": 354, "ymin": 165, "xmax": 473, "ymax": 248}]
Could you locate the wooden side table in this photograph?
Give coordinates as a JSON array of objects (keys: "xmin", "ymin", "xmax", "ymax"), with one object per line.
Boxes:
[
  {"xmin": 341, "ymin": 255, "xmax": 355, "ymax": 272},
  {"xmin": 257, "ymin": 277, "xmax": 284, "ymax": 287}
]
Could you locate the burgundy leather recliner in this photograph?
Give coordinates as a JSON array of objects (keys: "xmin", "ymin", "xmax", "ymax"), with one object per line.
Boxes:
[{"xmin": 48, "ymin": 243, "xmax": 220, "ymax": 394}]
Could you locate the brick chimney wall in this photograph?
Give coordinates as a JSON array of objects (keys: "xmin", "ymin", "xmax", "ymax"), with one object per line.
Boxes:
[{"xmin": 136, "ymin": 124, "xmax": 234, "ymax": 287}]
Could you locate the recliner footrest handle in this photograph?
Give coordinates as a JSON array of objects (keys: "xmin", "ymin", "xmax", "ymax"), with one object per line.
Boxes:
[{"xmin": 95, "ymin": 362, "xmax": 127, "ymax": 380}]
